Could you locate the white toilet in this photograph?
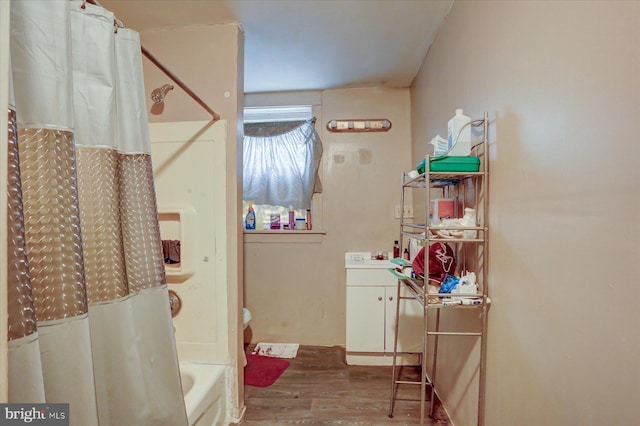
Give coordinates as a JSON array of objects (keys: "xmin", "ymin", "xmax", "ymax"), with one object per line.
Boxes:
[
  {"xmin": 243, "ymin": 307, "xmax": 252, "ymax": 330},
  {"xmin": 242, "ymin": 308, "xmax": 252, "ymax": 366}
]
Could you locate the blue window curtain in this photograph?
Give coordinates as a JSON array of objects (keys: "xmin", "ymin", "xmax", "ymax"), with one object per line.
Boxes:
[{"xmin": 243, "ymin": 118, "xmax": 323, "ymax": 210}]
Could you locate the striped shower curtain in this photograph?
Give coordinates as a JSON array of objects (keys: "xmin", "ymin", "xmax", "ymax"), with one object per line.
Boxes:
[{"xmin": 7, "ymin": 1, "xmax": 187, "ymax": 425}]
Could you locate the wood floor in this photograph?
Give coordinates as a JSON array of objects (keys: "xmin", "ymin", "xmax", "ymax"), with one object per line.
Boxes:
[{"xmin": 237, "ymin": 345, "xmax": 450, "ymax": 425}]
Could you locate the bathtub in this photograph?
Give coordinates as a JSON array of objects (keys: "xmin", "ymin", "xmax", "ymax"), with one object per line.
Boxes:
[{"xmin": 180, "ymin": 363, "xmax": 227, "ymax": 425}]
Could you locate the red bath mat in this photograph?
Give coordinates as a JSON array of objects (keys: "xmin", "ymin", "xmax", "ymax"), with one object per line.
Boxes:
[{"xmin": 244, "ymin": 354, "xmax": 290, "ymax": 387}]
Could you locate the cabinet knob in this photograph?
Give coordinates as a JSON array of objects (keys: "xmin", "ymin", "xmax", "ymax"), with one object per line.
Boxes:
[
  {"xmin": 378, "ymin": 296, "xmax": 383, "ymax": 301},
  {"xmin": 389, "ymin": 296, "xmax": 393, "ymax": 301}
]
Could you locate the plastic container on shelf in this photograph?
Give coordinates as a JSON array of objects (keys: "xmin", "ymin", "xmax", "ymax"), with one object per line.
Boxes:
[
  {"xmin": 429, "ymin": 198, "xmax": 455, "ymax": 225},
  {"xmin": 416, "ymin": 155, "xmax": 480, "ymax": 174},
  {"xmin": 447, "ymin": 108, "xmax": 472, "ymax": 156},
  {"xmin": 430, "ymin": 155, "xmax": 480, "ymax": 172},
  {"xmin": 429, "ymin": 134, "xmax": 448, "ymax": 157}
]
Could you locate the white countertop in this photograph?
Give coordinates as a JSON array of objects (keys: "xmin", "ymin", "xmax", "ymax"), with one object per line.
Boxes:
[{"xmin": 345, "ymin": 252, "xmax": 394, "ymax": 269}]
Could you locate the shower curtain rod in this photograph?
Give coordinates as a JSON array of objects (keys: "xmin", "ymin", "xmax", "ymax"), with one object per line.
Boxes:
[
  {"xmin": 140, "ymin": 46, "xmax": 221, "ymax": 121},
  {"xmin": 85, "ymin": 0, "xmax": 221, "ymax": 122}
]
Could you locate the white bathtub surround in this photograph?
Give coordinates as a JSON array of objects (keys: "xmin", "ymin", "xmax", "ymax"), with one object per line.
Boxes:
[
  {"xmin": 180, "ymin": 363, "xmax": 228, "ymax": 426},
  {"xmin": 226, "ymin": 368, "xmax": 246, "ymax": 425},
  {"xmin": 151, "ymin": 121, "xmax": 244, "ymax": 423},
  {"xmin": 151, "ymin": 122, "xmax": 230, "ymax": 365},
  {"xmin": 151, "ymin": 122, "xmax": 238, "ymax": 364}
]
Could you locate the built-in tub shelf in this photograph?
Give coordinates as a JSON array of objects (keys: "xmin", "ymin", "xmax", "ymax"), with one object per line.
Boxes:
[{"xmin": 158, "ymin": 205, "xmax": 196, "ymax": 283}]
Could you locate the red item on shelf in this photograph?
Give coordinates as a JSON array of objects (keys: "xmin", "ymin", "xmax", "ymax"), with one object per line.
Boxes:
[{"xmin": 412, "ymin": 242, "xmax": 456, "ymax": 283}]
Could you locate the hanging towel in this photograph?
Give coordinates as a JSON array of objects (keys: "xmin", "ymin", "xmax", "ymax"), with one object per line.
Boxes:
[{"xmin": 162, "ymin": 240, "xmax": 181, "ymax": 264}]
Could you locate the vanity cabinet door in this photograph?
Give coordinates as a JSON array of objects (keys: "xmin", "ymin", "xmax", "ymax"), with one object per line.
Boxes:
[{"xmin": 346, "ymin": 286, "xmax": 385, "ymax": 352}]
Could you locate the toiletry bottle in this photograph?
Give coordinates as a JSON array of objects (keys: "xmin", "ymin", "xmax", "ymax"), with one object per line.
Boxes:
[
  {"xmin": 255, "ymin": 206, "xmax": 263, "ymax": 230},
  {"xmin": 393, "ymin": 240, "xmax": 400, "ymax": 259},
  {"xmin": 288, "ymin": 205, "xmax": 295, "ymax": 231},
  {"xmin": 306, "ymin": 209, "xmax": 312, "ymax": 230},
  {"xmin": 403, "ymin": 248, "xmax": 410, "ymax": 260},
  {"xmin": 245, "ymin": 205, "xmax": 256, "ymax": 230},
  {"xmin": 447, "ymin": 108, "xmax": 472, "ymax": 156},
  {"xmin": 270, "ymin": 214, "xmax": 280, "ymax": 230}
]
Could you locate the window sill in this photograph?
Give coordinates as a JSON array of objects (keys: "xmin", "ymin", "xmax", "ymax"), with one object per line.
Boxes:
[{"xmin": 243, "ymin": 229, "xmax": 326, "ymax": 244}]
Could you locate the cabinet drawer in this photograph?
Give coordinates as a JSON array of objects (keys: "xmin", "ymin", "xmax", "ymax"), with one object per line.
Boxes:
[{"xmin": 346, "ymin": 269, "xmax": 396, "ymax": 286}]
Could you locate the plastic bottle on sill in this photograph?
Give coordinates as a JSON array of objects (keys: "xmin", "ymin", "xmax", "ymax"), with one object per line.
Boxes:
[
  {"xmin": 288, "ymin": 205, "xmax": 295, "ymax": 231},
  {"xmin": 393, "ymin": 240, "xmax": 400, "ymax": 259},
  {"xmin": 306, "ymin": 209, "xmax": 312, "ymax": 230},
  {"xmin": 255, "ymin": 206, "xmax": 264, "ymax": 230},
  {"xmin": 245, "ymin": 205, "xmax": 256, "ymax": 230}
]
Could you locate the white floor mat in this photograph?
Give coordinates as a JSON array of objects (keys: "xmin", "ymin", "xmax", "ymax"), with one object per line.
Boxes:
[{"xmin": 252, "ymin": 342, "xmax": 300, "ymax": 359}]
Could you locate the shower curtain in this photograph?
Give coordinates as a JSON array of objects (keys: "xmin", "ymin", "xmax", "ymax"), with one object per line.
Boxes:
[{"xmin": 7, "ymin": 1, "xmax": 187, "ymax": 425}]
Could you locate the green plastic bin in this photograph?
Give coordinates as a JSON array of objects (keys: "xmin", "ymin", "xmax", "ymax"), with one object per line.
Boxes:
[{"xmin": 417, "ymin": 156, "xmax": 480, "ymax": 174}]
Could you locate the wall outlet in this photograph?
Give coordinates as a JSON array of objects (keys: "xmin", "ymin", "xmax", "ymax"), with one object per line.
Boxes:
[
  {"xmin": 394, "ymin": 205, "xmax": 402, "ymax": 219},
  {"xmin": 395, "ymin": 205, "xmax": 413, "ymax": 219}
]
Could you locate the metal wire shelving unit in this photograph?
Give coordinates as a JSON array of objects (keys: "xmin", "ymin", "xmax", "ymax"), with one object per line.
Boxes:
[{"xmin": 388, "ymin": 113, "xmax": 490, "ymax": 426}]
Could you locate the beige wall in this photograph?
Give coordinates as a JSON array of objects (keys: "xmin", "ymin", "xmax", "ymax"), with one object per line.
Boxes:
[
  {"xmin": 411, "ymin": 1, "xmax": 640, "ymax": 425},
  {"xmin": 139, "ymin": 24, "xmax": 245, "ymax": 418},
  {"xmin": 142, "ymin": 25, "xmax": 240, "ymax": 124},
  {"xmin": 244, "ymin": 87, "xmax": 412, "ymax": 345}
]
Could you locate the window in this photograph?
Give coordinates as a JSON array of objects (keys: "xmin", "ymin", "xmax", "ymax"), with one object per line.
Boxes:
[
  {"xmin": 242, "ymin": 106, "xmax": 322, "ymax": 231},
  {"xmin": 244, "ymin": 105, "xmax": 313, "ymax": 124},
  {"xmin": 242, "ymin": 202, "xmax": 307, "ymax": 230}
]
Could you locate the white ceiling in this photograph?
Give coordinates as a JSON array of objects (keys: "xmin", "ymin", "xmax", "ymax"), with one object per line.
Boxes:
[{"xmin": 99, "ymin": 0, "xmax": 453, "ymax": 93}]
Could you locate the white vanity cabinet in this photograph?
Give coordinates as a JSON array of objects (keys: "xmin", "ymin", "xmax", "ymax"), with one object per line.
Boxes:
[{"xmin": 345, "ymin": 253, "xmax": 422, "ymax": 366}]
